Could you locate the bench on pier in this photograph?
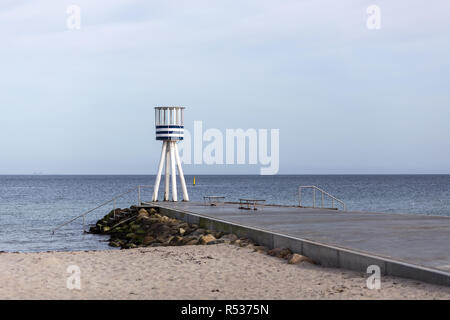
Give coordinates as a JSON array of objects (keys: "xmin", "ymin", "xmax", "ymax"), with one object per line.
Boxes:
[{"xmin": 239, "ymin": 199, "xmax": 266, "ymax": 211}]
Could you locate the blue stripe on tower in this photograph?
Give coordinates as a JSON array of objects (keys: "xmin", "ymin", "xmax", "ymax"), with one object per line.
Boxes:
[
  {"xmin": 156, "ymin": 125, "xmax": 184, "ymax": 129},
  {"xmin": 156, "ymin": 131, "xmax": 184, "ymax": 134},
  {"xmin": 156, "ymin": 137, "xmax": 183, "ymax": 140}
]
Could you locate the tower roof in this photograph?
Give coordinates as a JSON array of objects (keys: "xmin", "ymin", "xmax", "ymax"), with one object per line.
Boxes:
[{"xmin": 155, "ymin": 106, "xmax": 185, "ymax": 110}]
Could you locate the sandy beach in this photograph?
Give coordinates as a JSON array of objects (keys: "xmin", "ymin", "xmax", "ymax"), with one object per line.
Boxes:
[{"xmin": 1, "ymin": 244, "xmax": 449, "ymax": 300}]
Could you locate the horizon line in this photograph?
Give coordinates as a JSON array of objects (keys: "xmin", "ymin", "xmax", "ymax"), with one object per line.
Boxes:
[{"xmin": 1, "ymin": 173, "xmax": 450, "ymax": 176}]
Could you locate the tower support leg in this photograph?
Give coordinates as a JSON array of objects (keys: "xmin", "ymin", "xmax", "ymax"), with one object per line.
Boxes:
[
  {"xmin": 169, "ymin": 141, "xmax": 178, "ymax": 201},
  {"xmin": 152, "ymin": 141, "xmax": 167, "ymax": 201},
  {"xmin": 174, "ymin": 143, "xmax": 189, "ymax": 201},
  {"xmin": 164, "ymin": 145, "xmax": 170, "ymax": 201}
]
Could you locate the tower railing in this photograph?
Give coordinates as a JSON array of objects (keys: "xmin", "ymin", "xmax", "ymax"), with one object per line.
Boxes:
[
  {"xmin": 298, "ymin": 186, "xmax": 346, "ymax": 211},
  {"xmin": 51, "ymin": 185, "xmax": 153, "ymax": 234}
]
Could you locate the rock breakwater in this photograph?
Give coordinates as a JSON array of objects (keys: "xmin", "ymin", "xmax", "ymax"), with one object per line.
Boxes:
[{"xmin": 90, "ymin": 206, "xmax": 314, "ymax": 265}]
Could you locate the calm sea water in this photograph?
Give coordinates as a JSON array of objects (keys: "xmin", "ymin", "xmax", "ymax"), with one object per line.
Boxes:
[{"xmin": 1, "ymin": 175, "xmax": 450, "ymax": 252}]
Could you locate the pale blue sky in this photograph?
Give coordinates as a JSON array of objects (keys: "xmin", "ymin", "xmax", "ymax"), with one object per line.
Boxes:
[{"xmin": 0, "ymin": 0, "xmax": 449, "ymax": 174}]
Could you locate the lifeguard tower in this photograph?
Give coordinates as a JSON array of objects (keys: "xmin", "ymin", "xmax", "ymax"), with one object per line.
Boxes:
[{"xmin": 152, "ymin": 106, "xmax": 189, "ymax": 202}]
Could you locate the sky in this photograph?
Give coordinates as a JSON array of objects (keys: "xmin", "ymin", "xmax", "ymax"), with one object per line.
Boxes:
[{"xmin": 0, "ymin": 0, "xmax": 449, "ymax": 175}]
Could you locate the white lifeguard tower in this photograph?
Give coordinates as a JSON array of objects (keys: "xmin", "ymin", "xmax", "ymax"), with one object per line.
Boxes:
[{"xmin": 152, "ymin": 106, "xmax": 189, "ymax": 202}]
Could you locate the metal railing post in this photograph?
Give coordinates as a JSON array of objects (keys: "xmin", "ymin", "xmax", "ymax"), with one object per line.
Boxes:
[
  {"xmin": 299, "ymin": 187, "xmax": 302, "ymax": 207},
  {"xmin": 138, "ymin": 186, "xmax": 141, "ymax": 205},
  {"xmin": 321, "ymin": 191, "xmax": 324, "ymax": 208},
  {"xmin": 313, "ymin": 188, "xmax": 316, "ymax": 208}
]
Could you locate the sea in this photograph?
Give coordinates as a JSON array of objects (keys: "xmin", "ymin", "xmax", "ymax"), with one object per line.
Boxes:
[{"xmin": 1, "ymin": 175, "xmax": 449, "ymax": 252}]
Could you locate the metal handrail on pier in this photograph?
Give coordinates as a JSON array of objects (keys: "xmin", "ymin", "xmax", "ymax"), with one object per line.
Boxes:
[
  {"xmin": 51, "ymin": 185, "xmax": 153, "ymax": 234},
  {"xmin": 298, "ymin": 186, "xmax": 346, "ymax": 211}
]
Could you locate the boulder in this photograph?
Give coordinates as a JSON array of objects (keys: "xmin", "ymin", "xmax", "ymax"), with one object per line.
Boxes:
[
  {"xmin": 109, "ymin": 240, "xmax": 121, "ymax": 247},
  {"xmin": 268, "ymin": 248, "xmax": 292, "ymax": 259},
  {"xmin": 132, "ymin": 235, "xmax": 145, "ymax": 245},
  {"xmin": 233, "ymin": 238, "xmax": 253, "ymax": 247},
  {"xmin": 124, "ymin": 243, "xmax": 137, "ymax": 249},
  {"xmin": 169, "ymin": 236, "xmax": 184, "ymax": 246},
  {"xmin": 164, "ymin": 236, "xmax": 175, "ymax": 245},
  {"xmin": 140, "ymin": 217, "xmax": 159, "ymax": 225},
  {"xmin": 252, "ymin": 246, "xmax": 269, "ymax": 254},
  {"xmin": 167, "ymin": 219, "xmax": 178, "ymax": 227},
  {"xmin": 134, "ymin": 228, "xmax": 147, "ymax": 235},
  {"xmin": 199, "ymin": 234, "xmax": 216, "ymax": 245},
  {"xmin": 143, "ymin": 235, "xmax": 155, "ymax": 246},
  {"xmin": 156, "ymin": 233, "xmax": 171, "ymax": 243},
  {"xmin": 119, "ymin": 225, "xmax": 131, "ymax": 233},
  {"xmin": 193, "ymin": 228, "xmax": 206, "ymax": 236},
  {"xmin": 185, "ymin": 239, "xmax": 199, "ymax": 246},
  {"xmin": 130, "ymin": 223, "xmax": 141, "ymax": 232},
  {"xmin": 238, "ymin": 239, "xmax": 253, "ymax": 247},
  {"xmin": 220, "ymin": 234, "xmax": 239, "ymax": 243},
  {"xmin": 287, "ymin": 253, "xmax": 314, "ymax": 265},
  {"xmin": 182, "ymin": 227, "xmax": 193, "ymax": 236},
  {"xmin": 213, "ymin": 231, "xmax": 224, "ymax": 239},
  {"xmin": 150, "ymin": 223, "xmax": 171, "ymax": 234},
  {"xmin": 179, "ymin": 222, "xmax": 189, "ymax": 228},
  {"xmin": 138, "ymin": 209, "xmax": 149, "ymax": 219},
  {"xmin": 181, "ymin": 236, "xmax": 198, "ymax": 245}
]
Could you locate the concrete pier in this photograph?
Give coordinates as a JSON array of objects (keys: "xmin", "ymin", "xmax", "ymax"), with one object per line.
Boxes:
[{"xmin": 142, "ymin": 202, "xmax": 450, "ymax": 287}]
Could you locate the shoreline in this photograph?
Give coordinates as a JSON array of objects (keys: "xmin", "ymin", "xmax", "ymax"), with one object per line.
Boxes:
[{"xmin": 1, "ymin": 244, "xmax": 449, "ymax": 300}]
